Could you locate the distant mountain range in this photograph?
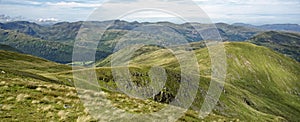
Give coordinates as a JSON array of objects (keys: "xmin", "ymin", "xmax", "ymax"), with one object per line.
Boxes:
[
  {"xmin": 249, "ymin": 31, "xmax": 300, "ymax": 62},
  {"xmin": 0, "ymin": 20, "xmax": 299, "ymax": 63},
  {"xmin": 233, "ymin": 23, "xmax": 300, "ymax": 32},
  {"xmin": 0, "ymin": 20, "xmax": 262, "ymax": 42}
]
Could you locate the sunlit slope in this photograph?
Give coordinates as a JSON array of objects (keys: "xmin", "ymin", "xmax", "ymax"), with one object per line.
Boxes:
[
  {"xmin": 0, "ymin": 50, "xmax": 73, "ymax": 85},
  {"xmin": 221, "ymin": 42, "xmax": 300, "ymax": 121},
  {"xmin": 2, "ymin": 42, "xmax": 298, "ymax": 121},
  {"xmin": 0, "ymin": 48, "xmax": 233, "ymax": 121},
  {"xmin": 96, "ymin": 42, "xmax": 300, "ymax": 121}
]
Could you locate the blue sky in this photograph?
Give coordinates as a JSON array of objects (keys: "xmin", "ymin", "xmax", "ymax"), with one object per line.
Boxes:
[{"xmin": 0, "ymin": 0, "xmax": 299, "ymax": 25}]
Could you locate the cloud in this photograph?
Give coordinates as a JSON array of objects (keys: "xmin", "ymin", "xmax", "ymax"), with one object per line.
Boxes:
[
  {"xmin": 0, "ymin": 0, "xmax": 104, "ymax": 8},
  {"xmin": 36, "ymin": 18, "xmax": 59, "ymax": 22},
  {"xmin": 193, "ymin": 0, "xmax": 300, "ymax": 24},
  {"xmin": 45, "ymin": 1, "xmax": 102, "ymax": 8},
  {"xmin": 0, "ymin": 14, "xmax": 26, "ymax": 22},
  {"xmin": 121, "ymin": 11, "xmax": 185, "ymax": 23},
  {"xmin": 0, "ymin": 0, "xmax": 43, "ymax": 6}
]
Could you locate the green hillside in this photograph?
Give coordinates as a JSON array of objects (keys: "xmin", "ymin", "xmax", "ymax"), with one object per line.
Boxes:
[
  {"xmin": 1, "ymin": 42, "xmax": 299, "ymax": 121},
  {"xmin": 0, "ymin": 50, "xmax": 71, "ymax": 85},
  {"xmin": 221, "ymin": 42, "xmax": 299, "ymax": 121},
  {"xmin": 249, "ymin": 31, "xmax": 300, "ymax": 62},
  {"xmin": 95, "ymin": 42, "xmax": 300, "ymax": 121},
  {"xmin": 0, "ymin": 29, "xmax": 74, "ymax": 63},
  {"xmin": 0, "ymin": 29, "xmax": 112, "ymax": 63},
  {"xmin": 0, "ymin": 48, "xmax": 231, "ymax": 121},
  {"xmin": 0, "ymin": 21, "xmax": 81, "ymax": 43}
]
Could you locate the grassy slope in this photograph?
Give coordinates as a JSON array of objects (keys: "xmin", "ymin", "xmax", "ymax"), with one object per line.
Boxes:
[
  {"xmin": 0, "ymin": 50, "xmax": 232, "ymax": 121},
  {"xmin": 0, "ymin": 72, "xmax": 87, "ymax": 121},
  {"xmin": 0, "ymin": 50, "xmax": 72, "ymax": 85},
  {"xmin": 221, "ymin": 42, "xmax": 300, "ymax": 121},
  {"xmin": 1, "ymin": 42, "xmax": 299, "ymax": 121},
  {"xmin": 95, "ymin": 42, "xmax": 300, "ymax": 121}
]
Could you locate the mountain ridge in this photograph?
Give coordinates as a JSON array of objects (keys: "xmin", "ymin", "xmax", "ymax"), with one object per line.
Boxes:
[
  {"xmin": 0, "ymin": 20, "xmax": 299, "ymax": 64},
  {"xmin": 249, "ymin": 31, "xmax": 300, "ymax": 62},
  {"xmin": 233, "ymin": 23, "xmax": 300, "ymax": 32}
]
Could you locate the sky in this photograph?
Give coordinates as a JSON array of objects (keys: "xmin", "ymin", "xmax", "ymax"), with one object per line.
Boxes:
[{"xmin": 0, "ymin": 0, "xmax": 299, "ymax": 25}]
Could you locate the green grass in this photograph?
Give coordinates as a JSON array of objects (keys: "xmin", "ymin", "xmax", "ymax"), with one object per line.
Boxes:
[
  {"xmin": 94, "ymin": 42, "xmax": 300, "ymax": 121},
  {"xmin": 0, "ymin": 49, "xmax": 232, "ymax": 121},
  {"xmin": 0, "ymin": 68, "xmax": 232, "ymax": 121},
  {"xmin": 1, "ymin": 42, "xmax": 300, "ymax": 121},
  {"xmin": 0, "ymin": 72, "xmax": 88, "ymax": 121}
]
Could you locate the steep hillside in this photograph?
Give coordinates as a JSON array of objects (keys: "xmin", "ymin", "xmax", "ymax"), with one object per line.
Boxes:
[
  {"xmin": 249, "ymin": 31, "xmax": 300, "ymax": 62},
  {"xmin": 0, "ymin": 21, "xmax": 81, "ymax": 43},
  {"xmin": 0, "ymin": 44, "xmax": 22, "ymax": 53},
  {"xmin": 0, "ymin": 48, "xmax": 233, "ymax": 121},
  {"xmin": 0, "ymin": 29, "xmax": 112, "ymax": 63},
  {"xmin": 0, "ymin": 50, "xmax": 71, "ymax": 84},
  {"xmin": 95, "ymin": 42, "xmax": 300, "ymax": 121},
  {"xmin": 221, "ymin": 43, "xmax": 300, "ymax": 121},
  {"xmin": 0, "ymin": 29, "xmax": 73, "ymax": 63}
]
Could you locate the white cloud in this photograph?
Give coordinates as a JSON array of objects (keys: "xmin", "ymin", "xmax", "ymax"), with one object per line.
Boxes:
[
  {"xmin": 121, "ymin": 11, "xmax": 185, "ymax": 23},
  {"xmin": 0, "ymin": 0, "xmax": 43, "ymax": 6},
  {"xmin": 45, "ymin": 1, "xmax": 102, "ymax": 8},
  {"xmin": 36, "ymin": 18, "xmax": 59, "ymax": 22},
  {"xmin": 193, "ymin": 0, "xmax": 300, "ymax": 24}
]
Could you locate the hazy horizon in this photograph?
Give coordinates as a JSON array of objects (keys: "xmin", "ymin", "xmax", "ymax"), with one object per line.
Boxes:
[
  {"xmin": 0, "ymin": 0, "xmax": 299, "ymax": 25},
  {"xmin": 1, "ymin": 17, "xmax": 300, "ymax": 26}
]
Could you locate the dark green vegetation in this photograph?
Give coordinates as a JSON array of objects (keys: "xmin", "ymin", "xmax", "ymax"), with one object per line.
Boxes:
[
  {"xmin": 0, "ymin": 21, "xmax": 81, "ymax": 43},
  {"xmin": 249, "ymin": 31, "xmax": 300, "ymax": 62},
  {"xmin": 0, "ymin": 29, "xmax": 112, "ymax": 63},
  {"xmin": 0, "ymin": 29, "xmax": 73, "ymax": 63},
  {"xmin": 0, "ymin": 44, "xmax": 21, "ymax": 53}
]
